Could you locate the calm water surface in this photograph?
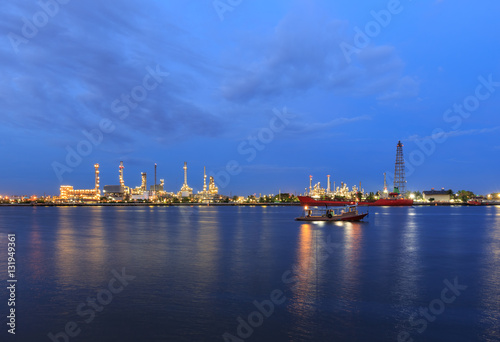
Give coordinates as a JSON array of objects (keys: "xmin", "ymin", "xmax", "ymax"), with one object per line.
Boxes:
[{"xmin": 0, "ymin": 205, "xmax": 499, "ymax": 341}]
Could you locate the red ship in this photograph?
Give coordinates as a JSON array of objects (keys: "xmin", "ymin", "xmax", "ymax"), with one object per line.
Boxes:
[
  {"xmin": 298, "ymin": 195, "xmax": 413, "ymax": 207},
  {"xmin": 299, "ymin": 141, "xmax": 415, "ymax": 207}
]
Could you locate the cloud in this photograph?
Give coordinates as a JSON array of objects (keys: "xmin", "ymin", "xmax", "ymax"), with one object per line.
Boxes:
[
  {"xmin": 285, "ymin": 115, "xmax": 371, "ymax": 136},
  {"xmin": 220, "ymin": 5, "xmax": 419, "ymax": 103},
  {"xmin": 376, "ymin": 76, "xmax": 420, "ymax": 101},
  {"xmin": 408, "ymin": 126, "xmax": 500, "ymax": 141},
  {"xmin": 0, "ymin": 1, "xmax": 223, "ymax": 151},
  {"xmin": 0, "ymin": 1, "xmax": 419, "ymax": 157}
]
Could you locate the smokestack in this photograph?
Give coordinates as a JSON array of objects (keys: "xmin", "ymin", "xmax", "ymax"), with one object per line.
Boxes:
[
  {"xmin": 327, "ymin": 175, "xmax": 331, "ymax": 193},
  {"xmin": 119, "ymin": 161, "xmax": 124, "ymax": 187},
  {"xmin": 94, "ymin": 164, "xmax": 100, "ymax": 195},
  {"xmin": 154, "ymin": 163, "xmax": 157, "ymax": 193},
  {"xmin": 309, "ymin": 175, "xmax": 312, "ymax": 194},
  {"xmin": 184, "ymin": 162, "xmax": 188, "ymax": 185}
]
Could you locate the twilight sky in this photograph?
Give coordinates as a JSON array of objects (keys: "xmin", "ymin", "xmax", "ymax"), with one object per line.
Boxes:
[{"xmin": 1, "ymin": 0, "xmax": 499, "ymax": 196}]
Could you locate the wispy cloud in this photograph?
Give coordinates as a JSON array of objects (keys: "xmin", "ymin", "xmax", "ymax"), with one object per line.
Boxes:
[
  {"xmin": 408, "ymin": 126, "xmax": 500, "ymax": 141},
  {"xmin": 0, "ymin": 1, "xmax": 223, "ymax": 152},
  {"xmin": 286, "ymin": 115, "xmax": 371, "ymax": 135},
  {"xmin": 220, "ymin": 5, "xmax": 419, "ymax": 103}
]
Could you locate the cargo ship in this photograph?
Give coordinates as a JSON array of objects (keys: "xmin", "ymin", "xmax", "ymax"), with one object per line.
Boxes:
[
  {"xmin": 299, "ymin": 141, "xmax": 414, "ymax": 207},
  {"xmin": 298, "ymin": 195, "xmax": 413, "ymax": 207}
]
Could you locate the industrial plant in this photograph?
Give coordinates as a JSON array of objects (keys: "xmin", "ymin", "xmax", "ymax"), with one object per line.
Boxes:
[
  {"xmin": 306, "ymin": 140, "xmax": 408, "ymax": 201},
  {"xmin": 54, "ymin": 161, "xmax": 221, "ymax": 203},
  {"xmin": 56, "ymin": 164, "xmax": 101, "ymax": 203},
  {"xmin": 3, "ymin": 141, "xmax": 493, "ymax": 206}
]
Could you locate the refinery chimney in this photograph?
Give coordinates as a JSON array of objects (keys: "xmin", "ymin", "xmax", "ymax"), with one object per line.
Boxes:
[
  {"xmin": 179, "ymin": 162, "xmax": 193, "ymax": 197},
  {"xmin": 309, "ymin": 175, "xmax": 312, "ymax": 194},
  {"xmin": 94, "ymin": 163, "xmax": 100, "ymax": 195},
  {"xmin": 327, "ymin": 175, "xmax": 331, "ymax": 194},
  {"xmin": 119, "ymin": 161, "xmax": 125, "ymax": 187}
]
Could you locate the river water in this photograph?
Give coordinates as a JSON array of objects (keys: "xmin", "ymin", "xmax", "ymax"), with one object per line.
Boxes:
[{"xmin": 0, "ymin": 205, "xmax": 498, "ymax": 341}]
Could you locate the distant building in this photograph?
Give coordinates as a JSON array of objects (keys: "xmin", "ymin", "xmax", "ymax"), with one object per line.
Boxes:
[
  {"xmin": 423, "ymin": 189, "xmax": 451, "ymax": 202},
  {"xmin": 103, "ymin": 185, "xmax": 126, "ymax": 200},
  {"xmin": 131, "ymin": 193, "xmax": 149, "ymax": 201},
  {"xmin": 150, "ymin": 179, "xmax": 164, "ymax": 192},
  {"xmin": 208, "ymin": 176, "xmax": 218, "ymax": 195},
  {"xmin": 197, "ymin": 167, "xmax": 218, "ymax": 202},
  {"xmin": 56, "ymin": 164, "xmax": 100, "ymax": 202},
  {"xmin": 58, "ymin": 185, "xmax": 100, "ymax": 202}
]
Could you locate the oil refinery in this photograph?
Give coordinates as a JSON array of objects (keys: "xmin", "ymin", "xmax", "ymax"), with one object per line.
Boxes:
[
  {"xmin": 5, "ymin": 141, "xmax": 494, "ymax": 206},
  {"xmin": 55, "ymin": 164, "xmax": 101, "ymax": 203},
  {"xmin": 55, "ymin": 161, "xmax": 221, "ymax": 203}
]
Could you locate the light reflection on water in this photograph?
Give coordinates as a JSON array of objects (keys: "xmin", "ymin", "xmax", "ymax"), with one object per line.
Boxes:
[
  {"xmin": 55, "ymin": 209, "xmax": 80, "ymax": 287},
  {"xmin": 289, "ymin": 224, "xmax": 316, "ymax": 331},
  {"xmin": 479, "ymin": 206, "xmax": 500, "ymax": 340},
  {"xmin": 392, "ymin": 207, "xmax": 421, "ymax": 335},
  {"xmin": 285, "ymin": 221, "xmax": 367, "ymax": 341},
  {"xmin": 0, "ymin": 206, "xmax": 499, "ymax": 341}
]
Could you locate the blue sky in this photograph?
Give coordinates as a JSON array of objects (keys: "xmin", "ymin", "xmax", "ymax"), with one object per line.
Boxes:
[{"xmin": 1, "ymin": 0, "xmax": 499, "ymax": 196}]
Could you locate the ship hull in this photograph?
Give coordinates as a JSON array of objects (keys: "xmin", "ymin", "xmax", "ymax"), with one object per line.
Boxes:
[
  {"xmin": 358, "ymin": 199, "xmax": 414, "ymax": 206},
  {"xmin": 298, "ymin": 196, "xmax": 413, "ymax": 207},
  {"xmin": 295, "ymin": 213, "xmax": 368, "ymax": 222},
  {"xmin": 297, "ymin": 196, "xmax": 356, "ymax": 206}
]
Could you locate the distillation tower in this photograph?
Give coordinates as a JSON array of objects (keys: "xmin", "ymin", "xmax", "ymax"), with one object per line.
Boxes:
[
  {"xmin": 119, "ymin": 161, "xmax": 125, "ymax": 188},
  {"xmin": 179, "ymin": 162, "xmax": 193, "ymax": 197},
  {"xmin": 141, "ymin": 173, "xmax": 147, "ymax": 191},
  {"xmin": 94, "ymin": 163, "xmax": 100, "ymax": 197}
]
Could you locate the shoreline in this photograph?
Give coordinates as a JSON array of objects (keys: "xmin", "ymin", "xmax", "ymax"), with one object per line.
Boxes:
[{"xmin": 0, "ymin": 202, "xmax": 497, "ymax": 207}]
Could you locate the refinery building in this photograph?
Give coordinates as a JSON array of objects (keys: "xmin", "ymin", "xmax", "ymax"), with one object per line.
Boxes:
[{"xmin": 56, "ymin": 161, "xmax": 219, "ymax": 203}]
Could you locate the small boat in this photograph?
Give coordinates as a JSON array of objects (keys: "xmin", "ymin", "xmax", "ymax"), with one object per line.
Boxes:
[{"xmin": 295, "ymin": 205, "xmax": 368, "ymax": 222}]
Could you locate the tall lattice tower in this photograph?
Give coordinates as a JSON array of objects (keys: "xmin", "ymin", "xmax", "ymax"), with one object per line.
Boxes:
[{"xmin": 393, "ymin": 141, "xmax": 406, "ymax": 195}]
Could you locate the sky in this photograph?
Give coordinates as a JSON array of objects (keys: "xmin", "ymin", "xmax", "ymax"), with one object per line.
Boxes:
[{"xmin": 1, "ymin": 0, "xmax": 499, "ymax": 196}]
